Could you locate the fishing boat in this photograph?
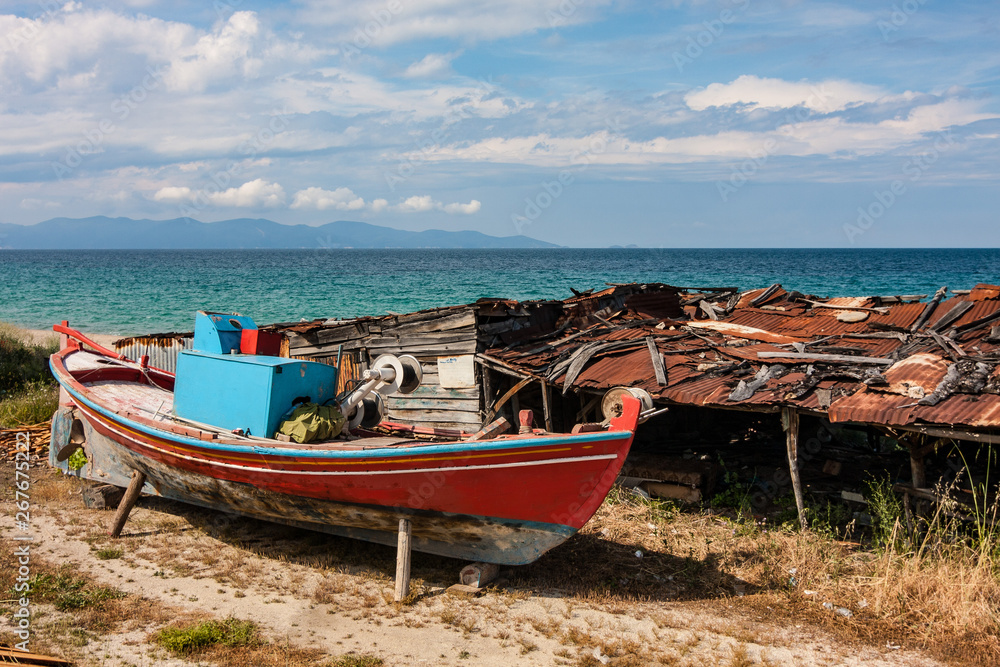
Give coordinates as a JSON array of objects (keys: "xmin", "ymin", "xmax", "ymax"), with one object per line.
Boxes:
[{"xmin": 48, "ymin": 313, "xmax": 645, "ymax": 565}]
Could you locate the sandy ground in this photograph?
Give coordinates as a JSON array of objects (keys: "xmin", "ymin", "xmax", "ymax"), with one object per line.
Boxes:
[{"xmin": 0, "ymin": 469, "xmax": 944, "ymax": 667}]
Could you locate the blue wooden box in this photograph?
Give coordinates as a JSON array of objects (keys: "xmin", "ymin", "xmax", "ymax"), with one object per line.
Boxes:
[{"xmin": 173, "ymin": 351, "xmax": 339, "ymax": 438}]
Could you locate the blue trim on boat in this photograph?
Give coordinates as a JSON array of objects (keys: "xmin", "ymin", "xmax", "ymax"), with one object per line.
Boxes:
[{"xmin": 55, "ymin": 359, "xmax": 625, "ymax": 460}]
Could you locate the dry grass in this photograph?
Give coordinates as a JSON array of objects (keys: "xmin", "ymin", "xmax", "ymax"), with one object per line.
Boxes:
[{"xmin": 525, "ymin": 485, "xmax": 1000, "ymax": 666}]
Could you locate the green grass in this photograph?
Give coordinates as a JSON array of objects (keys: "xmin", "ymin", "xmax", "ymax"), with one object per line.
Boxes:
[
  {"xmin": 15, "ymin": 572, "xmax": 126, "ymax": 611},
  {"xmin": 0, "ymin": 323, "xmax": 59, "ymax": 427},
  {"xmin": 94, "ymin": 547, "xmax": 124, "ymax": 560},
  {"xmin": 153, "ymin": 617, "xmax": 262, "ymax": 655},
  {"xmin": 0, "ymin": 381, "xmax": 58, "ymax": 428}
]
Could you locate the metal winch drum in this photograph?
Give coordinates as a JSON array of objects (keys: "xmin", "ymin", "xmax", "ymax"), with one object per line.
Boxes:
[
  {"xmin": 342, "ymin": 354, "xmax": 423, "ymax": 429},
  {"xmin": 601, "ymin": 386, "xmax": 663, "ymax": 424}
]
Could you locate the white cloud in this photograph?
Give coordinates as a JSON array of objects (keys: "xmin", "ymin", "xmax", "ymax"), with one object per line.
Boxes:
[
  {"xmin": 684, "ymin": 75, "xmax": 887, "ymax": 113},
  {"xmin": 154, "ymin": 179, "xmax": 285, "ymax": 207},
  {"xmin": 443, "ymin": 199, "xmax": 481, "ymax": 214},
  {"xmin": 19, "ymin": 198, "xmax": 60, "ymax": 209},
  {"xmin": 152, "ymin": 186, "xmax": 194, "ymax": 203},
  {"xmin": 403, "ymin": 51, "xmax": 461, "ymax": 79},
  {"xmin": 370, "ymin": 198, "xmax": 388, "ymax": 213},
  {"xmin": 0, "ymin": 8, "xmax": 193, "ymax": 88},
  {"xmin": 164, "ymin": 12, "xmax": 262, "ymax": 93},
  {"xmin": 208, "ymin": 178, "xmax": 285, "ymax": 207},
  {"xmin": 291, "ymin": 186, "xmax": 366, "ymax": 211},
  {"xmin": 393, "ymin": 195, "xmax": 436, "ymax": 213},
  {"xmin": 391, "ymin": 195, "xmax": 481, "ymax": 214}
]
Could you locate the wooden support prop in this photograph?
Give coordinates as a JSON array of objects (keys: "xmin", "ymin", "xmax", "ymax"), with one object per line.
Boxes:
[
  {"xmin": 781, "ymin": 408, "xmax": 808, "ymax": 531},
  {"xmin": 541, "ymin": 381, "xmax": 553, "ymax": 432},
  {"xmin": 483, "ymin": 376, "xmax": 532, "ymax": 424},
  {"xmin": 109, "ymin": 470, "xmax": 146, "ymax": 538},
  {"xmin": 904, "ymin": 435, "xmax": 928, "ymax": 489},
  {"xmin": 394, "ymin": 518, "xmax": 412, "ymax": 602}
]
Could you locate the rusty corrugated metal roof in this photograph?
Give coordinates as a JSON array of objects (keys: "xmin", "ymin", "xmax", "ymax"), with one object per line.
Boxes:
[{"xmin": 484, "ymin": 283, "xmax": 1000, "ymax": 432}]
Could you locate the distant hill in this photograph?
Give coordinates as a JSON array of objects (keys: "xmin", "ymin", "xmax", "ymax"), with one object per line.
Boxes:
[{"xmin": 0, "ymin": 217, "xmax": 560, "ymax": 249}]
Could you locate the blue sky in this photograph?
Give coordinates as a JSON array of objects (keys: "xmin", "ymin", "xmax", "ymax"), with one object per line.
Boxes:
[{"xmin": 0, "ymin": 0, "xmax": 997, "ymax": 247}]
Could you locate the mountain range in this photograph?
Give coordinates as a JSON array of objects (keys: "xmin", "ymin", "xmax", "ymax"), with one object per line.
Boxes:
[{"xmin": 0, "ymin": 217, "xmax": 559, "ymax": 249}]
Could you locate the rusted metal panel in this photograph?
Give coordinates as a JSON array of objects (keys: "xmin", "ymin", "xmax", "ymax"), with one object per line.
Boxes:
[
  {"xmin": 969, "ymin": 284, "xmax": 1000, "ymax": 301},
  {"xmin": 114, "ymin": 334, "xmax": 192, "ymax": 373},
  {"xmin": 480, "ymin": 283, "xmax": 1000, "ymax": 433}
]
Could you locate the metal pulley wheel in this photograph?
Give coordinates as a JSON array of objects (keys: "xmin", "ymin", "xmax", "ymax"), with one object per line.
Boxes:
[
  {"xmin": 601, "ymin": 386, "xmax": 654, "ymax": 421},
  {"xmin": 370, "ymin": 354, "xmax": 423, "ymax": 394}
]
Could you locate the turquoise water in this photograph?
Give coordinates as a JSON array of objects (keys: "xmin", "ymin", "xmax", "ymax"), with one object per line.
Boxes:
[{"xmin": 1, "ymin": 248, "xmax": 997, "ymax": 336}]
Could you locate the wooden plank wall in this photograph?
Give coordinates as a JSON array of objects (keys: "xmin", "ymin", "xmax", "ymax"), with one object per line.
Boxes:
[{"xmin": 283, "ymin": 307, "xmax": 482, "ymax": 431}]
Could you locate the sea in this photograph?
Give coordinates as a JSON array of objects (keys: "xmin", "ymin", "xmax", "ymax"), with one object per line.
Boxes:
[{"xmin": 1, "ymin": 248, "xmax": 997, "ymax": 336}]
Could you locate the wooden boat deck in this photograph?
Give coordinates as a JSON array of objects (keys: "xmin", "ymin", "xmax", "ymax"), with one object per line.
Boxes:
[{"xmin": 80, "ymin": 375, "xmax": 425, "ymax": 451}]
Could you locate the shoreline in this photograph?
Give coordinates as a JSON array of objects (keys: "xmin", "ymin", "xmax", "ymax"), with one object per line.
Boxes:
[{"xmin": 13, "ymin": 325, "xmax": 121, "ymax": 349}]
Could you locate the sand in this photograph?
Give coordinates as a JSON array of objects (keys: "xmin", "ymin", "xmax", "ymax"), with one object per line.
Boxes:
[
  {"xmin": 0, "ymin": 471, "xmax": 944, "ymax": 667},
  {"xmin": 21, "ymin": 327, "xmax": 121, "ymax": 348}
]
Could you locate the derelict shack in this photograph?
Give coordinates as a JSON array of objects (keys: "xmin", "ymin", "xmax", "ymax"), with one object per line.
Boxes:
[{"xmin": 113, "ymin": 282, "xmax": 1000, "ymax": 524}]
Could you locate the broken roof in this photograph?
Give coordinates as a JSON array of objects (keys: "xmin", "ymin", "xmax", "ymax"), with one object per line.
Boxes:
[{"xmin": 482, "ymin": 283, "xmax": 1000, "ymax": 432}]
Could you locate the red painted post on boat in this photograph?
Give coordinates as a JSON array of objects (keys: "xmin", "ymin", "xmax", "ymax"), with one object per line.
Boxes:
[{"xmin": 518, "ymin": 410, "xmax": 534, "ymax": 434}]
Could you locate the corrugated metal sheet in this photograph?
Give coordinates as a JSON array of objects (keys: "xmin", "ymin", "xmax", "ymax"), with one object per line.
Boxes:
[
  {"xmin": 484, "ymin": 283, "xmax": 1000, "ymax": 432},
  {"xmin": 114, "ymin": 335, "xmax": 192, "ymax": 373}
]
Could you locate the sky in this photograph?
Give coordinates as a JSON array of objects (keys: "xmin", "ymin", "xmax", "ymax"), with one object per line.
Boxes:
[{"xmin": 0, "ymin": 0, "xmax": 997, "ymax": 248}]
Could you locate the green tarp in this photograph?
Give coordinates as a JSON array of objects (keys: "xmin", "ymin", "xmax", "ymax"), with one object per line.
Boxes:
[{"xmin": 276, "ymin": 403, "xmax": 346, "ymax": 443}]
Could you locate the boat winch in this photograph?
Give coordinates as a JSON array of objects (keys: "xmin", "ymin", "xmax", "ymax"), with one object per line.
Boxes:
[
  {"xmin": 601, "ymin": 386, "xmax": 666, "ymax": 424},
  {"xmin": 339, "ymin": 354, "xmax": 423, "ymax": 429}
]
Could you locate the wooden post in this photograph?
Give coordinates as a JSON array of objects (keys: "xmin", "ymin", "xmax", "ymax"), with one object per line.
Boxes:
[
  {"xmin": 481, "ymin": 366, "xmax": 493, "ymax": 424},
  {"xmin": 109, "ymin": 470, "xmax": 146, "ymax": 538},
  {"xmin": 540, "ymin": 381, "xmax": 553, "ymax": 432},
  {"xmin": 510, "ymin": 381, "xmax": 520, "ymax": 420},
  {"xmin": 903, "ymin": 434, "xmax": 931, "ymax": 519},
  {"xmin": 394, "ymin": 518, "xmax": 412, "ymax": 602},
  {"xmin": 906, "ymin": 435, "xmax": 928, "ymax": 489},
  {"xmin": 781, "ymin": 408, "xmax": 808, "ymax": 531}
]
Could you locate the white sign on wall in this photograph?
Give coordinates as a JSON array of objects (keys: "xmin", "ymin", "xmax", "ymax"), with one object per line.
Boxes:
[{"xmin": 437, "ymin": 355, "xmax": 476, "ymax": 388}]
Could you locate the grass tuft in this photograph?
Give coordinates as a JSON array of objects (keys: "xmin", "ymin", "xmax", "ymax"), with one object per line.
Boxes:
[
  {"xmin": 14, "ymin": 572, "xmax": 126, "ymax": 611},
  {"xmin": 0, "ymin": 322, "xmax": 59, "ymax": 427},
  {"xmin": 95, "ymin": 546, "xmax": 124, "ymax": 560},
  {"xmin": 154, "ymin": 617, "xmax": 262, "ymax": 655},
  {"xmin": 0, "ymin": 381, "xmax": 58, "ymax": 428}
]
